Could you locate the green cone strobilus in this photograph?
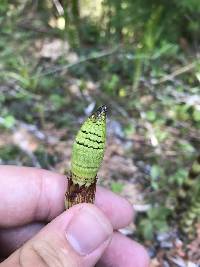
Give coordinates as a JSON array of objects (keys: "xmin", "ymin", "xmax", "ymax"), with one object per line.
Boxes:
[{"xmin": 65, "ymin": 105, "xmax": 107, "ymax": 209}]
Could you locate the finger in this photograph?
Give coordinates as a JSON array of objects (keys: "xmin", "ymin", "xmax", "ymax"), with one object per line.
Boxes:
[
  {"xmin": 3, "ymin": 204, "xmax": 113, "ymax": 267},
  {"xmin": 0, "ymin": 189, "xmax": 133, "ymax": 257},
  {"xmin": 0, "ymin": 166, "xmax": 66, "ymax": 227},
  {"xmin": 95, "ymin": 187, "xmax": 134, "ymax": 229},
  {"xmin": 0, "ymin": 166, "xmax": 133, "ymax": 229},
  {"xmin": 0, "ymin": 223, "xmax": 44, "ymax": 258},
  {"xmin": 96, "ymin": 232, "xmax": 150, "ymax": 267}
]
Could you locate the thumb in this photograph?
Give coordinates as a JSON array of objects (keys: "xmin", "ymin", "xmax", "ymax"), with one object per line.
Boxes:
[{"xmin": 2, "ymin": 204, "xmax": 113, "ymax": 267}]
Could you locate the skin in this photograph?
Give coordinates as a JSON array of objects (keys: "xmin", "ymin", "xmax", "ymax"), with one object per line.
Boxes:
[{"xmin": 0, "ymin": 166, "xmax": 149, "ymax": 267}]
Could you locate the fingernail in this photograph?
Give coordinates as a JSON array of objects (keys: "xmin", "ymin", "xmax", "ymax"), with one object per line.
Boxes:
[{"xmin": 66, "ymin": 206, "xmax": 112, "ymax": 255}]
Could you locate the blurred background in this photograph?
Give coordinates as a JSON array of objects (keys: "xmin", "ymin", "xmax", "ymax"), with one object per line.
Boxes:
[{"xmin": 0, "ymin": 1, "xmax": 200, "ymax": 265}]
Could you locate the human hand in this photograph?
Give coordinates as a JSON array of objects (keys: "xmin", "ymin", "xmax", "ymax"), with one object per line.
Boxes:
[{"xmin": 0, "ymin": 166, "xmax": 149, "ymax": 267}]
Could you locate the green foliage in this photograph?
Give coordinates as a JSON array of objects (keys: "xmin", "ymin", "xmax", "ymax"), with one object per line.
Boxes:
[
  {"xmin": 39, "ymin": 77, "xmax": 58, "ymax": 91},
  {"xmin": 0, "ymin": 0, "xmax": 9, "ymax": 13},
  {"xmin": 176, "ymin": 156, "xmax": 200, "ymax": 239},
  {"xmin": 102, "ymin": 0, "xmax": 200, "ymax": 43},
  {"xmin": 104, "ymin": 74, "xmax": 120, "ymax": 95},
  {"xmin": 110, "ymin": 182, "xmax": 124, "ymax": 193},
  {"xmin": 49, "ymin": 94, "xmax": 66, "ymax": 111},
  {"xmin": 146, "ymin": 111, "xmax": 157, "ymax": 122},
  {"xmin": 193, "ymin": 109, "xmax": 200, "ymax": 122},
  {"xmin": 138, "ymin": 206, "xmax": 171, "ymax": 240},
  {"xmin": 124, "ymin": 124, "xmax": 136, "ymax": 137},
  {"xmin": 178, "ymin": 140, "xmax": 195, "ymax": 154},
  {"xmin": 0, "ymin": 145, "xmax": 20, "ymax": 162},
  {"xmin": 169, "ymin": 169, "xmax": 188, "ymax": 186},
  {"xmin": 0, "ymin": 115, "xmax": 16, "ymax": 129},
  {"xmin": 150, "ymin": 165, "xmax": 163, "ymax": 190}
]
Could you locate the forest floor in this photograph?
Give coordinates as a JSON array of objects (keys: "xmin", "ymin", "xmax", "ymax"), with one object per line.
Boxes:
[{"xmin": 1, "ymin": 18, "xmax": 200, "ymax": 266}]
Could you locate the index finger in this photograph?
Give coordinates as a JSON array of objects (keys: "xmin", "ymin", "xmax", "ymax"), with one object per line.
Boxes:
[
  {"xmin": 0, "ymin": 166, "xmax": 65, "ymax": 227},
  {"xmin": 0, "ymin": 166, "xmax": 133, "ymax": 229}
]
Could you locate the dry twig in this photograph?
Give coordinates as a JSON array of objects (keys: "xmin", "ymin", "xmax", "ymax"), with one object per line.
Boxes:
[{"xmin": 154, "ymin": 61, "xmax": 199, "ymax": 85}]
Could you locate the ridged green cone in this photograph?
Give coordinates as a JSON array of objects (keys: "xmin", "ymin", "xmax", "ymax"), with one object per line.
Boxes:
[{"xmin": 65, "ymin": 105, "xmax": 107, "ymax": 209}]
